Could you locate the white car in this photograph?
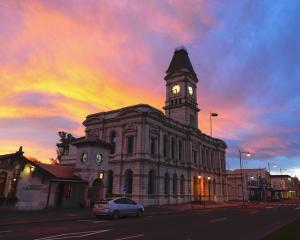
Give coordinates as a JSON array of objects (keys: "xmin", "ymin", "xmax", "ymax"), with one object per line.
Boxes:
[{"xmin": 93, "ymin": 197, "xmax": 144, "ymax": 219}]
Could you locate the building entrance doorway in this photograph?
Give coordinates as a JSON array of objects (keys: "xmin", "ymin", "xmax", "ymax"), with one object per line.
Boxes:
[{"xmin": 90, "ymin": 179, "xmax": 104, "ymax": 207}]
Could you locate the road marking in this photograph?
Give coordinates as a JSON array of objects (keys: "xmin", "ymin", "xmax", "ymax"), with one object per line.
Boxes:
[
  {"xmin": 68, "ymin": 214, "xmax": 77, "ymax": 217},
  {"xmin": 295, "ymin": 207, "xmax": 300, "ymax": 210},
  {"xmin": 33, "ymin": 229, "xmax": 111, "ymax": 240},
  {"xmin": 114, "ymin": 234, "xmax": 144, "ymax": 240},
  {"xmin": 265, "ymin": 206, "xmax": 273, "ymax": 209},
  {"xmin": 77, "ymin": 219, "xmax": 105, "ymax": 223},
  {"xmin": 0, "ymin": 230, "xmax": 12, "ymax": 234},
  {"xmin": 209, "ymin": 217, "xmax": 227, "ymax": 223}
]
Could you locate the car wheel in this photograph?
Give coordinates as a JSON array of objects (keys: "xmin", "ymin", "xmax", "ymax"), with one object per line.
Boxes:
[
  {"xmin": 136, "ymin": 209, "xmax": 143, "ymax": 217},
  {"xmin": 112, "ymin": 210, "xmax": 120, "ymax": 220}
]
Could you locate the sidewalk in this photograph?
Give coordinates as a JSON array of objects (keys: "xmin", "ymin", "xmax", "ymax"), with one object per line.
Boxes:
[{"xmin": 0, "ymin": 202, "xmax": 242, "ymax": 227}]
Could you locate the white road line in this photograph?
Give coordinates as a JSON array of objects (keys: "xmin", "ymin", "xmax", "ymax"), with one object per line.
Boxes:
[
  {"xmin": 265, "ymin": 206, "xmax": 273, "ymax": 209},
  {"xmin": 77, "ymin": 219, "xmax": 105, "ymax": 223},
  {"xmin": 114, "ymin": 234, "xmax": 144, "ymax": 240},
  {"xmin": 0, "ymin": 230, "xmax": 12, "ymax": 234},
  {"xmin": 33, "ymin": 229, "xmax": 111, "ymax": 240},
  {"xmin": 295, "ymin": 207, "xmax": 300, "ymax": 210},
  {"xmin": 250, "ymin": 210, "xmax": 259, "ymax": 215},
  {"xmin": 209, "ymin": 217, "xmax": 227, "ymax": 223}
]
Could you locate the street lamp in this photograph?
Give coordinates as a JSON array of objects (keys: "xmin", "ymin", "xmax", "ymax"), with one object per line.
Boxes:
[
  {"xmin": 210, "ymin": 112, "xmax": 218, "ymax": 137},
  {"xmin": 208, "ymin": 176, "xmax": 211, "ymax": 201},
  {"xmin": 239, "ymin": 150, "xmax": 251, "ymax": 205}
]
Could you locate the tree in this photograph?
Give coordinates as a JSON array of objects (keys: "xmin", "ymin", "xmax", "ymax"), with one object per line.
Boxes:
[{"xmin": 56, "ymin": 131, "xmax": 76, "ymax": 161}]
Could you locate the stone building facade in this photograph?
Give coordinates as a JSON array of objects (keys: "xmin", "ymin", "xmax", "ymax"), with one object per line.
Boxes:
[
  {"xmin": 60, "ymin": 47, "xmax": 227, "ymax": 206},
  {"xmin": 227, "ymin": 168, "xmax": 271, "ymax": 202}
]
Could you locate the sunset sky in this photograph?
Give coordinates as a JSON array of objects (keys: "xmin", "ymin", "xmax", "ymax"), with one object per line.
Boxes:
[{"xmin": 1, "ymin": 0, "xmax": 300, "ymax": 176}]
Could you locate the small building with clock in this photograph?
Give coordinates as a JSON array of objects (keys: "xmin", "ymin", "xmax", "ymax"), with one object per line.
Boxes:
[{"xmin": 58, "ymin": 46, "xmax": 227, "ymax": 206}]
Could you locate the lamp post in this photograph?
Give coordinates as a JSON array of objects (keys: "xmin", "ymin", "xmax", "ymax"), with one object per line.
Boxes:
[
  {"xmin": 210, "ymin": 112, "xmax": 218, "ymax": 137},
  {"xmin": 208, "ymin": 176, "xmax": 211, "ymax": 201},
  {"xmin": 239, "ymin": 150, "xmax": 251, "ymax": 205}
]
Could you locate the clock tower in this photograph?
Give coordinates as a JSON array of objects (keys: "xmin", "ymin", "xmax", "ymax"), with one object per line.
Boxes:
[{"xmin": 163, "ymin": 47, "xmax": 200, "ymax": 128}]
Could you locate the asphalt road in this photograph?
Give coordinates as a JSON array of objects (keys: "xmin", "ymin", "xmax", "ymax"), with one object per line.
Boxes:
[{"xmin": 0, "ymin": 205, "xmax": 299, "ymax": 240}]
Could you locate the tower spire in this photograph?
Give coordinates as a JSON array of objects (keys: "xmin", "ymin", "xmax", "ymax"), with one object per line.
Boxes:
[{"xmin": 165, "ymin": 46, "xmax": 197, "ymax": 81}]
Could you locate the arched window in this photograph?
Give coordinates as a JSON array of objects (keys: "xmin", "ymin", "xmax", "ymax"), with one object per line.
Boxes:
[
  {"xmin": 164, "ymin": 173, "xmax": 170, "ymax": 195},
  {"xmin": 173, "ymin": 173, "xmax": 178, "ymax": 196},
  {"xmin": 106, "ymin": 170, "xmax": 113, "ymax": 195},
  {"xmin": 148, "ymin": 169, "xmax": 155, "ymax": 195},
  {"xmin": 110, "ymin": 131, "xmax": 116, "ymax": 154},
  {"xmin": 178, "ymin": 140, "xmax": 182, "ymax": 161},
  {"xmin": 202, "ymin": 149, "xmax": 205, "ymax": 167},
  {"xmin": 124, "ymin": 169, "xmax": 133, "ymax": 194},
  {"xmin": 163, "ymin": 135, "xmax": 168, "ymax": 157},
  {"xmin": 213, "ymin": 179, "xmax": 216, "ymax": 195},
  {"xmin": 171, "ymin": 138, "xmax": 175, "ymax": 159},
  {"xmin": 180, "ymin": 175, "xmax": 185, "ymax": 195},
  {"xmin": 0, "ymin": 172, "xmax": 7, "ymax": 196}
]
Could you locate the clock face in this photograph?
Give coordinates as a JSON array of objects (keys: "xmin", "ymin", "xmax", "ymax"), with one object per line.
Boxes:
[
  {"xmin": 172, "ymin": 84, "xmax": 180, "ymax": 94},
  {"xmin": 80, "ymin": 152, "xmax": 88, "ymax": 163},
  {"xmin": 188, "ymin": 86, "xmax": 193, "ymax": 95},
  {"xmin": 96, "ymin": 153, "xmax": 103, "ymax": 165}
]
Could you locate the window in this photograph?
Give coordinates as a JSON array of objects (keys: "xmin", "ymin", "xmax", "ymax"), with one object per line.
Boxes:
[
  {"xmin": 163, "ymin": 135, "xmax": 168, "ymax": 157},
  {"xmin": 114, "ymin": 198, "xmax": 127, "ymax": 204},
  {"xmin": 126, "ymin": 198, "xmax": 136, "ymax": 205},
  {"xmin": 150, "ymin": 137, "xmax": 156, "ymax": 155},
  {"xmin": 202, "ymin": 149, "xmax": 205, "ymax": 167},
  {"xmin": 213, "ymin": 179, "xmax": 216, "ymax": 195},
  {"xmin": 110, "ymin": 131, "xmax": 116, "ymax": 154},
  {"xmin": 178, "ymin": 140, "xmax": 182, "ymax": 161},
  {"xmin": 173, "ymin": 174, "xmax": 178, "ymax": 196},
  {"xmin": 190, "ymin": 114, "xmax": 194, "ymax": 127},
  {"xmin": 180, "ymin": 175, "xmax": 185, "ymax": 195},
  {"xmin": 64, "ymin": 184, "xmax": 72, "ymax": 198},
  {"xmin": 124, "ymin": 169, "xmax": 133, "ymax": 194},
  {"xmin": 164, "ymin": 173, "xmax": 170, "ymax": 195},
  {"xmin": 0, "ymin": 172, "xmax": 7, "ymax": 196},
  {"xmin": 193, "ymin": 150, "xmax": 197, "ymax": 165},
  {"xmin": 171, "ymin": 138, "xmax": 175, "ymax": 159},
  {"xmin": 148, "ymin": 169, "xmax": 155, "ymax": 195},
  {"xmin": 106, "ymin": 170, "xmax": 113, "ymax": 195},
  {"xmin": 127, "ymin": 135, "xmax": 134, "ymax": 154}
]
